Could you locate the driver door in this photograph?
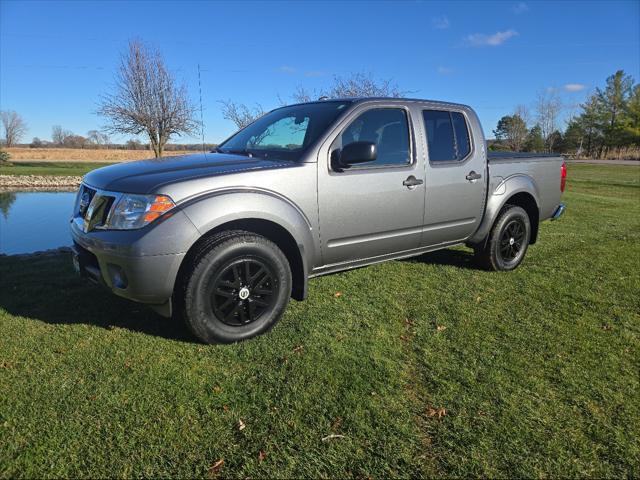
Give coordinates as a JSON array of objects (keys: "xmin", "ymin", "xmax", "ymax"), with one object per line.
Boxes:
[{"xmin": 317, "ymin": 105, "xmax": 425, "ymax": 266}]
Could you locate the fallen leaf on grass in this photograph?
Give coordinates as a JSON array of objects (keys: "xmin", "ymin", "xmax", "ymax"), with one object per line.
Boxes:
[
  {"xmin": 334, "ymin": 292, "xmax": 343, "ymax": 298},
  {"xmin": 258, "ymin": 450, "xmax": 267, "ymax": 462},
  {"xmin": 436, "ymin": 325, "xmax": 447, "ymax": 332},
  {"xmin": 293, "ymin": 345, "xmax": 304, "ymax": 354},
  {"xmin": 222, "ymin": 405, "xmax": 229, "ymax": 412},
  {"xmin": 322, "ymin": 434, "xmax": 346, "ymax": 442},
  {"xmin": 238, "ymin": 419, "xmax": 246, "ymax": 431},
  {"xmin": 426, "ymin": 406, "xmax": 447, "ymax": 418},
  {"xmin": 212, "ymin": 385, "xmax": 222, "ymax": 393},
  {"xmin": 209, "ymin": 459, "xmax": 224, "ymax": 476},
  {"xmin": 476, "ymin": 296, "xmax": 482, "ymax": 303}
]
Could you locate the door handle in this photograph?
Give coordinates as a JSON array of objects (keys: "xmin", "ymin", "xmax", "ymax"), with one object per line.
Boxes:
[
  {"xmin": 403, "ymin": 175, "xmax": 424, "ymax": 188},
  {"xmin": 466, "ymin": 171, "xmax": 482, "ymax": 181}
]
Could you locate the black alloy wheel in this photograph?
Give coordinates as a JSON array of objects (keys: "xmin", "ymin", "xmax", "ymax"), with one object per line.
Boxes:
[
  {"xmin": 210, "ymin": 257, "xmax": 277, "ymax": 326},
  {"xmin": 474, "ymin": 204, "xmax": 531, "ymax": 271},
  {"xmin": 178, "ymin": 230, "xmax": 292, "ymax": 344},
  {"xmin": 498, "ymin": 219, "xmax": 526, "ymax": 263}
]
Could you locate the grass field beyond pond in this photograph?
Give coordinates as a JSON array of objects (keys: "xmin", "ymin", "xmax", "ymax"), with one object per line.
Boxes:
[
  {"xmin": 3, "ymin": 147, "xmax": 198, "ymax": 162},
  {"xmin": 0, "ymin": 161, "xmax": 113, "ymax": 177},
  {"xmin": 0, "ymin": 164, "xmax": 639, "ymax": 478}
]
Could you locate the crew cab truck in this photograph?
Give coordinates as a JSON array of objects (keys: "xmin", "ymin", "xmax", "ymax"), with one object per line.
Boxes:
[{"xmin": 71, "ymin": 98, "xmax": 566, "ymax": 343}]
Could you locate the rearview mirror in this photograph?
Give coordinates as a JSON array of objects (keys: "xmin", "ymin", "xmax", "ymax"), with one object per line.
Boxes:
[{"xmin": 339, "ymin": 141, "xmax": 377, "ymax": 167}]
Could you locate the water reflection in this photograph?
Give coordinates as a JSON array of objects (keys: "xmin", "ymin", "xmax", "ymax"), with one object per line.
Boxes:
[{"xmin": 0, "ymin": 191, "xmax": 76, "ymax": 255}]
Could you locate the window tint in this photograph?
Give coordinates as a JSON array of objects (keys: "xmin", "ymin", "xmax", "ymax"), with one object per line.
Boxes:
[
  {"xmin": 423, "ymin": 110, "xmax": 456, "ymax": 161},
  {"xmin": 340, "ymin": 108, "xmax": 410, "ymax": 166},
  {"xmin": 249, "ymin": 116, "xmax": 309, "ymax": 150},
  {"xmin": 218, "ymin": 101, "xmax": 351, "ymax": 161},
  {"xmin": 423, "ymin": 110, "xmax": 472, "ymax": 162},
  {"xmin": 451, "ymin": 112, "xmax": 471, "ymax": 159}
]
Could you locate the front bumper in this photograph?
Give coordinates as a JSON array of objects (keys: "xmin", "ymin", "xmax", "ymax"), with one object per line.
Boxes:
[{"xmin": 69, "ymin": 209, "xmax": 200, "ymax": 312}]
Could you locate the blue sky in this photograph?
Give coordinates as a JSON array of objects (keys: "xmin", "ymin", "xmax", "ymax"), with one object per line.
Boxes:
[{"xmin": 1, "ymin": 0, "xmax": 638, "ymax": 143}]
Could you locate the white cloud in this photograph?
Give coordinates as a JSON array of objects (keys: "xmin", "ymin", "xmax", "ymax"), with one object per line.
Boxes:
[
  {"xmin": 564, "ymin": 83, "xmax": 586, "ymax": 92},
  {"xmin": 437, "ymin": 66, "xmax": 454, "ymax": 75},
  {"xmin": 465, "ymin": 29, "xmax": 519, "ymax": 47},
  {"xmin": 512, "ymin": 2, "xmax": 529, "ymax": 14},
  {"xmin": 279, "ymin": 65, "xmax": 297, "ymax": 74},
  {"xmin": 432, "ymin": 15, "xmax": 450, "ymax": 30}
]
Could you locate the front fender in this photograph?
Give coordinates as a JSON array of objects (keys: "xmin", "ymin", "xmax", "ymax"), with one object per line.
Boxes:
[
  {"xmin": 468, "ymin": 174, "xmax": 540, "ymax": 245},
  {"xmin": 178, "ymin": 188, "xmax": 318, "ymax": 274}
]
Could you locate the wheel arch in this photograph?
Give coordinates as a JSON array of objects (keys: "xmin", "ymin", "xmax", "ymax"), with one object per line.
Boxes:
[
  {"xmin": 174, "ymin": 190, "xmax": 315, "ymax": 301},
  {"xmin": 468, "ymin": 174, "xmax": 541, "ymax": 247}
]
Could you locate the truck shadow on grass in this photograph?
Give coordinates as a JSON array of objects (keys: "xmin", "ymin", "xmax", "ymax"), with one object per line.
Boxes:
[
  {"xmin": 403, "ymin": 248, "xmax": 479, "ymax": 270},
  {"xmin": 0, "ymin": 252, "xmax": 194, "ymax": 342},
  {"xmin": 0, "ymin": 248, "xmax": 478, "ymax": 343}
]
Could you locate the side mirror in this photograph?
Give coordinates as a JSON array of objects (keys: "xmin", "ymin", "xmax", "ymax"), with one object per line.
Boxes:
[{"xmin": 339, "ymin": 141, "xmax": 377, "ymax": 167}]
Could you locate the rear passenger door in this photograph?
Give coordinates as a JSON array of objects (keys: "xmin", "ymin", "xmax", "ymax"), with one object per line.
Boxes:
[{"xmin": 420, "ymin": 108, "xmax": 487, "ymax": 246}]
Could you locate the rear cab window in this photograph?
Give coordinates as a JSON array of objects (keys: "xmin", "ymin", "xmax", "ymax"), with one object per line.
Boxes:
[{"xmin": 423, "ymin": 109, "xmax": 472, "ymax": 162}]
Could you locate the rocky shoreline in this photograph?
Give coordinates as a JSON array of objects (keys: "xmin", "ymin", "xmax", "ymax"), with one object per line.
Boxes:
[
  {"xmin": 0, "ymin": 246, "xmax": 72, "ymax": 258},
  {"xmin": 0, "ymin": 174, "xmax": 82, "ymax": 191}
]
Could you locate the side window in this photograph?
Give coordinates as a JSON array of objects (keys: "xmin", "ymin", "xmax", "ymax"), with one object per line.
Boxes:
[
  {"xmin": 423, "ymin": 110, "xmax": 472, "ymax": 162},
  {"xmin": 339, "ymin": 108, "xmax": 410, "ymax": 167},
  {"xmin": 451, "ymin": 112, "xmax": 471, "ymax": 159}
]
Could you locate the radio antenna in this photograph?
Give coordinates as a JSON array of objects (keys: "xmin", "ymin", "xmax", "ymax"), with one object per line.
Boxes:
[{"xmin": 197, "ymin": 63, "xmax": 206, "ymax": 153}]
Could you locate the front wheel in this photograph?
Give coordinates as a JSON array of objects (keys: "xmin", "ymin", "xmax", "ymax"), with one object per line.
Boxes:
[
  {"xmin": 475, "ymin": 205, "xmax": 531, "ymax": 271},
  {"xmin": 178, "ymin": 231, "xmax": 292, "ymax": 344}
]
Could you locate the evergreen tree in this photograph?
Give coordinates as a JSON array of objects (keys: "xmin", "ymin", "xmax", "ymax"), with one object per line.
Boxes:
[
  {"xmin": 493, "ymin": 114, "xmax": 528, "ymax": 151},
  {"xmin": 596, "ymin": 70, "xmax": 634, "ymax": 154},
  {"xmin": 524, "ymin": 125, "xmax": 545, "ymax": 152}
]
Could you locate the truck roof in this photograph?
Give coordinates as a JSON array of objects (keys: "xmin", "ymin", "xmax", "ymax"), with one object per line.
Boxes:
[{"xmin": 288, "ymin": 97, "xmax": 473, "ymax": 110}]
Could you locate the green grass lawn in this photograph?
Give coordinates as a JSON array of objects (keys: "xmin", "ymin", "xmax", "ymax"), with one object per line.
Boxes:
[
  {"xmin": 0, "ymin": 161, "xmax": 112, "ymax": 176},
  {"xmin": 1, "ymin": 164, "xmax": 638, "ymax": 478}
]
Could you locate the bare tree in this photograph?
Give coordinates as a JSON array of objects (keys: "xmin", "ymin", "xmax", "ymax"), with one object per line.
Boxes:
[
  {"xmin": 87, "ymin": 130, "xmax": 110, "ymax": 147},
  {"xmin": 97, "ymin": 39, "xmax": 197, "ymax": 157},
  {"xmin": 51, "ymin": 125, "xmax": 72, "ymax": 145},
  {"xmin": 535, "ymin": 90, "xmax": 563, "ymax": 152},
  {"xmin": 221, "ymin": 72, "xmax": 406, "ymax": 130},
  {"xmin": 1, "ymin": 110, "xmax": 28, "ymax": 147},
  {"xmin": 292, "ymin": 72, "xmax": 406, "ymax": 103},
  {"xmin": 220, "ymin": 100, "xmax": 265, "ymax": 129}
]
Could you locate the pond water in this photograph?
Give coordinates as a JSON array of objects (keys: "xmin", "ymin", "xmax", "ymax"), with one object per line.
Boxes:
[{"xmin": 0, "ymin": 192, "xmax": 76, "ymax": 255}]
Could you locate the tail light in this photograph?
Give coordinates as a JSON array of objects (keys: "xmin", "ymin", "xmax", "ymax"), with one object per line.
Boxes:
[{"xmin": 560, "ymin": 162, "xmax": 567, "ymax": 192}]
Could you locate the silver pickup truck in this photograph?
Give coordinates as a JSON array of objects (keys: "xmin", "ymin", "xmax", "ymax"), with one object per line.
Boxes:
[{"xmin": 71, "ymin": 98, "xmax": 566, "ymax": 343}]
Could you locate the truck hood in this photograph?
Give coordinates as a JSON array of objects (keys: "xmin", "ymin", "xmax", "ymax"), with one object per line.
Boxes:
[{"xmin": 83, "ymin": 152, "xmax": 298, "ymax": 193}]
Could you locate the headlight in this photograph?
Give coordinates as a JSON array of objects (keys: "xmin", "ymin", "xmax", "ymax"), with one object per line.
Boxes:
[{"xmin": 107, "ymin": 194, "xmax": 175, "ymax": 230}]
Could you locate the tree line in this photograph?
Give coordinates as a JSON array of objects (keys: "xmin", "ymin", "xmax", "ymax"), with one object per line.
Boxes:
[
  {"xmin": 492, "ymin": 70, "xmax": 639, "ymax": 158},
  {"xmin": 1, "ymin": 38, "xmax": 638, "ymax": 159}
]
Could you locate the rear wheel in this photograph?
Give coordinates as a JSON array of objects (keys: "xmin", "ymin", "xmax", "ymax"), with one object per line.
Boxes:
[
  {"xmin": 178, "ymin": 231, "xmax": 291, "ymax": 344},
  {"xmin": 475, "ymin": 205, "xmax": 531, "ymax": 271}
]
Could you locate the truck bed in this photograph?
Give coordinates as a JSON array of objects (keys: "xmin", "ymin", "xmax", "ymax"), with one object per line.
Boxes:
[
  {"xmin": 487, "ymin": 152, "xmax": 564, "ymax": 222},
  {"xmin": 488, "ymin": 152, "xmax": 561, "ymax": 163}
]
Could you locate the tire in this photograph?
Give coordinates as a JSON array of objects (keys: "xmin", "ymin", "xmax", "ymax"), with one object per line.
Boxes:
[
  {"xmin": 475, "ymin": 205, "xmax": 531, "ymax": 271},
  {"xmin": 178, "ymin": 230, "xmax": 292, "ymax": 344}
]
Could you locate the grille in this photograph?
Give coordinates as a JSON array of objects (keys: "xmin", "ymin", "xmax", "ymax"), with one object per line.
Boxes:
[{"xmin": 77, "ymin": 184, "xmax": 116, "ymax": 232}]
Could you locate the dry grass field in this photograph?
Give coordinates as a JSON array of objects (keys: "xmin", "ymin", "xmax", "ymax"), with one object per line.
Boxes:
[{"xmin": 4, "ymin": 147, "xmax": 200, "ymax": 163}]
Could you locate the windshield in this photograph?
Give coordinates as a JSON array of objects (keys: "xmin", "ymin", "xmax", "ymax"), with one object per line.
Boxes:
[{"xmin": 217, "ymin": 101, "xmax": 352, "ymax": 161}]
